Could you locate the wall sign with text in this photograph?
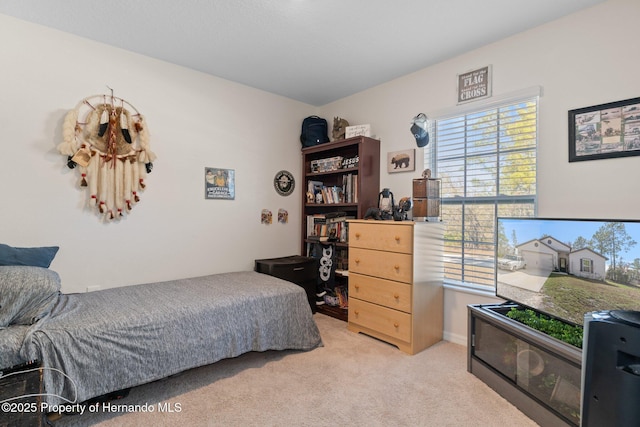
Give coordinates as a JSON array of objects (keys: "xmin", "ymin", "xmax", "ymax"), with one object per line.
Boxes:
[{"xmin": 457, "ymin": 65, "xmax": 492, "ymax": 104}]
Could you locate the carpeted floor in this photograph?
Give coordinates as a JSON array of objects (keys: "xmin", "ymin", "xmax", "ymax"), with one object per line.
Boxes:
[{"xmin": 51, "ymin": 314, "xmax": 538, "ymax": 426}]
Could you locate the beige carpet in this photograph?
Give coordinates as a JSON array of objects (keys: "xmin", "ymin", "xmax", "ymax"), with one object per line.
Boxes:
[{"xmin": 52, "ymin": 314, "xmax": 538, "ymax": 427}]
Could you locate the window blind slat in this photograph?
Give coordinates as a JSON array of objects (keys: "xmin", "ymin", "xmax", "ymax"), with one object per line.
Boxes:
[{"xmin": 427, "ymin": 96, "xmax": 538, "ymax": 289}]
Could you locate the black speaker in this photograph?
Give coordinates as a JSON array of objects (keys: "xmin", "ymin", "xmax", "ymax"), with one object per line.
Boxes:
[{"xmin": 582, "ymin": 310, "xmax": 640, "ymax": 427}]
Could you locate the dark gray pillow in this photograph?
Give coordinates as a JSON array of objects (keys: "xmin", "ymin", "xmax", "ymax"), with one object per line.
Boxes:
[
  {"xmin": 0, "ymin": 244, "xmax": 59, "ymax": 268},
  {"xmin": 0, "ymin": 266, "xmax": 61, "ymax": 327}
]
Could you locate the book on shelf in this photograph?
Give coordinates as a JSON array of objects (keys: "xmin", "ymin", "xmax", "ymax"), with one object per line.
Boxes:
[
  {"xmin": 306, "ymin": 212, "xmax": 350, "ymax": 243},
  {"xmin": 307, "ymin": 173, "xmax": 358, "ymax": 205},
  {"xmin": 306, "ymin": 214, "xmax": 326, "ymax": 239},
  {"xmin": 343, "ymin": 174, "xmax": 351, "ymax": 203},
  {"xmin": 325, "ymin": 211, "xmax": 347, "ymax": 222},
  {"xmin": 342, "ymin": 173, "xmax": 358, "ymax": 204},
  {"xmin": 354, "ymin": 178, "xmax": 358, "ymax": 203},
  {"xmin": 336, "ymin": 248, "xmax": 349, "ymax": 270},
  {"xmin": 319, "ymin": 185, "xmax": 344, "ymax": 204},
  {"xmin": 307, "ymin": 235, "xmax": 330, "ymax": 242},
  {"xmin": 335, "ymin": 286, "xmax": 348, "ymax": 309}
]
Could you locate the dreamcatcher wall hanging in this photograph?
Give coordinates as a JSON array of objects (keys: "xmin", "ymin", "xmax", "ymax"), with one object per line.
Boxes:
[{"xmin": 57, "ymin": 91, "xmax": 156, "ymax": 221}]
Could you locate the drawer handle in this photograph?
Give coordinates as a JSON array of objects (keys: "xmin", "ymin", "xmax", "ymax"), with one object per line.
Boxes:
[
  {"xmin": 393, "ymin": 293, "xmax": 399, "ymax": 299},
  {"xmin": 354, "ymin": 310, "xmax": 359, "ymax": 315},
  {"xmin": 394, "ymin": 322, "xmax": 399, "ymax": 328},
  {"xmin": 355, "ymin": 232, "xmax": 361, "ymax": 239},
  {"xmin": 354, "ymin": 284, "xmax": 360, "ymax": 290},
  {"xmin": 395, "ymin": 236, "xmax": 400, "ymax": 242},
  {"xmin": 394, "ymin": 265, "xmax": 400, "ymax": 270},
  {"xmin": 355, "ymin": 258, "xmax": 360, "ymax": 264}
]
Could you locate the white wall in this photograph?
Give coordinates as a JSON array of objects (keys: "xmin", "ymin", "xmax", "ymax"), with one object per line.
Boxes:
[
  {"xmin": 0, "ymin": 15, "xmax": 315, "ymax": 293},
  {"xmin": 318, "ymin": 0, "xmax": 640, "ymax": 345}
]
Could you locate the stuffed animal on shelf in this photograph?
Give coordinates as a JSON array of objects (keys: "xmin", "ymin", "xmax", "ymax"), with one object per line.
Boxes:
[{"xmin": 332, "ymin": 117, "xmax": 349, "ymax": 140}]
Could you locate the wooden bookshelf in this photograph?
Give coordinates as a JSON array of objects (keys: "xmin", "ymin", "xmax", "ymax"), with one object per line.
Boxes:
[{"xmin": 301, "ymin": 137, "xmax": 380, "ymax": 321}]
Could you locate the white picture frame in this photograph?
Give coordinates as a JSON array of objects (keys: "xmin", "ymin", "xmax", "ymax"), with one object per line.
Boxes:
[{"xmin": 345, "ymin": 124, "xmax": 371, "ymax": 138}]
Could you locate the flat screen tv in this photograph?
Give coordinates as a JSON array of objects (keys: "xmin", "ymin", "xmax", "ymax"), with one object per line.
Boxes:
[{"xmin": 496, "ymin": 217, "xmax": 640, "ymax": 326}]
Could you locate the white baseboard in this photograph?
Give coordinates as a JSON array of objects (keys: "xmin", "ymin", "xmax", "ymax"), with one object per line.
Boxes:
[{"xmin": 443, "ymin": 330, "xmax": 467, "ymax": 347}]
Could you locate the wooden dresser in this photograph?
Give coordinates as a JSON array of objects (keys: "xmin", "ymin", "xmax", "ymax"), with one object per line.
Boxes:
[{"xmin": 347, "ymin": 220, "xmax": 444, "ymax": 355}]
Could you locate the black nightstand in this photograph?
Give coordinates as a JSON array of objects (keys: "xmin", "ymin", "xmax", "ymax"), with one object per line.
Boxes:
[
  {"xmin": 0, "ymin": 361, "xmax": 45, "ymax": 426},
  {"xmin": 255, "ymin": 256, "xmax": 318, "ymax": 312}
]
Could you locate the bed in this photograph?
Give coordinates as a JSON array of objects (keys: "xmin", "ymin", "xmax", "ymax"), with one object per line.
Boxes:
[{"xmin": 0, "ymin": 264, "xmax": 323, "ymax": 407}]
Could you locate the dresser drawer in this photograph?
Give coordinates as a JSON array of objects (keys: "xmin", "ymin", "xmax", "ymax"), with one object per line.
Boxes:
[
  {"xmin": 349, "ymin": 299, "xmax": 411, "ymax": 343},
  {"xmin": 349, "ymin": 247, "xmax": 413, "ymax": 283},
  {"xmin": 349, "ymin": 221, "xmax": 413, "ymax": 254},
  {"xmin": 349, "ymin": 272, "xmax": 412, "ymax": 313}
]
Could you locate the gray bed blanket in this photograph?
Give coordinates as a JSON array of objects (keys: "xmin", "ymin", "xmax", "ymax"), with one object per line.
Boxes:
[
  {"xmin": 20, "ymin": 271, "xmax": 322, "ymax": 406},
  {"xmin": 0, "ymin": 325, "xmax": 30, "ymax": 368}
]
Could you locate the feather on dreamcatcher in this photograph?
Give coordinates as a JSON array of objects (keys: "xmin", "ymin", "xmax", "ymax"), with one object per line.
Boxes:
[{"xmin": 57, "ymin": 91, "xmax": 156, "ymax": 220}]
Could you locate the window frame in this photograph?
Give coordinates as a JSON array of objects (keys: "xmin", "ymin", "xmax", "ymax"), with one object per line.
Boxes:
[{"xmin": 424, "ymin": 87, "xmax": 541, "ymax": 292}]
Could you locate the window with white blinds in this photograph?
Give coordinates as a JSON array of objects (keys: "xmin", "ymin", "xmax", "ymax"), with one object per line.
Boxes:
[{"xmin": 425, "ymin": 96, "xmax": 538, "ymax": 290}]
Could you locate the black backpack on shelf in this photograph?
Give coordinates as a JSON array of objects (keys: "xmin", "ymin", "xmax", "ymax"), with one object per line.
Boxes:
[{"xmin": 300, "ymin": 116, "xmax": 330, "ymax": 147}]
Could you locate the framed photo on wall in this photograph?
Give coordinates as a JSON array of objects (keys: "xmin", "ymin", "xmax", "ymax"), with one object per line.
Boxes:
[
  {"xmin": 569, "ymin": 97, "xmax": 640, "ymax": 162},
  {"xmin": 205, "ymin": 167, "xmax": 235, "ymax": 199},
  {"xmin": 387, "ymin": 149, "xmax": 415, "ymax": 173}
]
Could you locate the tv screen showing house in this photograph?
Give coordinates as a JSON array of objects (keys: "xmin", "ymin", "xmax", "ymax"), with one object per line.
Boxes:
[{"xmin": 496, "ymin": 217, "xmax": 640, "ymax": 326}]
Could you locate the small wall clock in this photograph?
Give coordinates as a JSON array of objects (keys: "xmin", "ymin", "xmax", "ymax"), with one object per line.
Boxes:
[{"xmin": 274, "ymin": 170, "xmax": 295, "ymax": 196}]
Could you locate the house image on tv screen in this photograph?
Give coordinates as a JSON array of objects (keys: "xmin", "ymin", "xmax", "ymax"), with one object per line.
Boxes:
[{"xmin": 517, "ymin": 236, "xmax": 608, "ymax": 281}]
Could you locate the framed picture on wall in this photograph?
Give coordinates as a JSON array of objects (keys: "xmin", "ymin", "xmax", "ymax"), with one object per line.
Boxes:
[
  {"xmin": 205, "ymin": 167, "xmax": 235, "ymax": 199},
  {"xmin": 569, "ymin": 97, "xmax": 640, "ymax": 162},
  {"xmin": 387, "ymin": 149, "xmax": 415, "ymax": 173}
]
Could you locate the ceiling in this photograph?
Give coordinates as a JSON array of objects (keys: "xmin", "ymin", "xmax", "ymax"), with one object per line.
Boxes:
[{"xmin": 0, "ymin": 0, "xmax": 605, "ymax": 106}]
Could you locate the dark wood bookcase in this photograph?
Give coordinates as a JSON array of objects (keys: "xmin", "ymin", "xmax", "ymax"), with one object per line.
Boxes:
[{"xmin": 301, "ymin": 136, "xmax": 380, "ymax": 320}]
